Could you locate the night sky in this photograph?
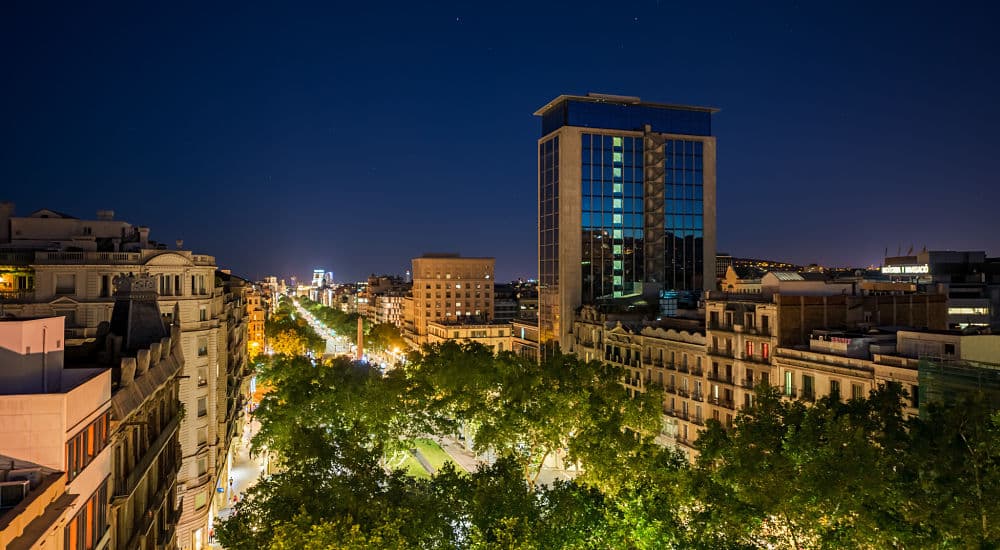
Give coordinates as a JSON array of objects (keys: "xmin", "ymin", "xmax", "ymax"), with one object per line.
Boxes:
[{"xmin": 4, "ymin": 1, "xmax": 999, "ymax": 282}]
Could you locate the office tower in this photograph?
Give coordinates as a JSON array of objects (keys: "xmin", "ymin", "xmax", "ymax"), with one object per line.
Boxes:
[{"xmin": 535, "ymin": 93, "xmax": 718, "ymax": 351}]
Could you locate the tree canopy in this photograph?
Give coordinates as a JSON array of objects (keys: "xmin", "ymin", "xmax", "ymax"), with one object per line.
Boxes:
[
  {"xmin": 219, "ymin": 340, "xmax": 1000, "ymax": 549},
  {"xmin": 265, "ymin": 297, "xmax": 325, "ymax": 356}
]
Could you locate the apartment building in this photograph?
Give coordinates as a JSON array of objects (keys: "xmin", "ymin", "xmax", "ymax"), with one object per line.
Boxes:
[
  {"xmin": 0, "ymin": 206, "xmax": 248, "ymax": 550},
  {"xmin": 511, "ymin": 318, "xmax": 540, "ymax": 360},
  {"xmin": 410, "ymin": 255, "xmax": 495, "ymax": 345},
  {"xmin": 247, "ymin": 285, "xmax": 266, "ymax": 359},
  {"xmin": 425, "ymin": 320, "xmax": 512, "ymax": 353},
  {"xmin": 0, "ymin": 315, "xmax": 112, "ymax": 550},
  {"xmin": 573, "ymin": 306, "xmax": 706, "ymax": 457},
  {"xmin": 63, "ymin": 273, "xmax": 185, "ymax": 549},
  {"xmin": 213, "ymin": 272, "xmax": 251, "ymax": 522},
  {"xmin": 372, "ymin": 291, "xmax": 407, "ymax": 328},
  {"xmin": 570, "ymin": 288, "xmax": 949, "ymax": 458}
]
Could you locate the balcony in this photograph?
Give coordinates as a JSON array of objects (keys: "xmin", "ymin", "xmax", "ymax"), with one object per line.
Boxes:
[
  {"xmin": 691, "ymin": 416, "xmax": 705, "ymax": 426},
  {"xmin": 123, "ymin": 470, "xmax": 177, "ymax": 550},
  {"xmin": 708, "ymin": 322, "xmax": 734, "ymax": 333},
  {"xmin": 664, "ymin": 384, "xmax": 677, "ymax": 394},
  {"xmin": 691, "ymin": 365, "xmax": 704, "ymax": 376},
  {"xmin": 0, "ymin": 289, "xmax": 35, "ymax": 302},
  {"xmin": 740, "ymin": 378, "xmax": 755, "ymax": 389},
  {"xmin": 677, "ymin": 363, "xmax": 690, "ymax": 374},
  {"xmin": 691, "ymin": 392, "xmax": 704, "ymax": 402},
  {"xmin": 0, "ymin": 251, "xmax": 34, "ymax": 264},
  {"xmin": 708, "ymin": 347, "xmax": 735, "ymax": 359},
  {"xmin": 707, "ymin": 372, "xmax": 735, "ymax": 385},
  {"xmin": 677, "ymin": 388, "xmax": 690, "ymax": 398},
  {"xmin": 114, "ymin": 415, "xmax": 180, "ymax": 500},
  {"xmin": 783, "ymin": 386, "xmax": 797, "ymax": 399},
  {"xmin": 709, "ymin": 396, "xmax": 736, "ymax": 409},
  {"xmin": 740, "ymin": 352, "xmax": 771, "ymax": 365}
]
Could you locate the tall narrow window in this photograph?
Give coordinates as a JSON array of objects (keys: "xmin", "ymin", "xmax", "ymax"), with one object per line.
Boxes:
[{"xmin": 55, "ymin": 274, "xmax": 75, "ymax": 295}]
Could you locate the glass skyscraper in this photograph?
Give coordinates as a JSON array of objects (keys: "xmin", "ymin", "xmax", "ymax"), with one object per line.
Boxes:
[{"xmin": 535, "ymin": 93, "xmax": 717, "ymax": 352}]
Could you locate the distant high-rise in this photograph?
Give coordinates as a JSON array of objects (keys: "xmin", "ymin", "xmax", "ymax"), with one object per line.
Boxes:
[
  {"xmin": 312, "ymin": 269, "xmax": 326, "ymax": 288},
  {"xmin": 535, "ymin": 93, "xmax": 718, "ymax": 351}
]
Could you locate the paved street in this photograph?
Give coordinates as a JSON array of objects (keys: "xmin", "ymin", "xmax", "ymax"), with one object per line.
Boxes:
[
  {"xmin": 434, "ymin": 435, "xmax": 577, "ymax": 485},
  {"xmin": 292, "ymin": 298, "xmax": 352, "ymax": 357},
  {"xmin": 210, "ymin": 416, "xmax": 265, "ymax": 548}
]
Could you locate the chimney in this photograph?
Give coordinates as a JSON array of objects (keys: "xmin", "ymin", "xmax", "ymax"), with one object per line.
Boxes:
[
  {"xmin": 175, "ymin": 239, "xmax": 184, "ymax": 250},
  {"xmin": 0, "ymin": 201, "xmax": 13, "ymax": 243},
  {"xmin": 121, "ymin": 357, "xmax": 137, "ymax": 386},
  {"xmin": 138, "ymin": 227, "xmax": 150, "ymax": 248},
  {"xmin": 96, "ymin": 210, "xmax": 115, "ymax": 221},
  {"xmin": 136, "ymin": 348, "xmax": 150, "ymax": 376}
]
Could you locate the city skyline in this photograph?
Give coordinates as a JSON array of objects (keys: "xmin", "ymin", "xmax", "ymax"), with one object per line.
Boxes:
[{"xmin": 5, "ymin": 2, "xmax": 999, "ymax": 282}]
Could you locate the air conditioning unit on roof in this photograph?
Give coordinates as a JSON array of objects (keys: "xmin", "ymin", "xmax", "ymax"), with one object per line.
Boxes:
[{"xmin": 0, "ymin": 480, "xmax": 31, "ymax": 510}]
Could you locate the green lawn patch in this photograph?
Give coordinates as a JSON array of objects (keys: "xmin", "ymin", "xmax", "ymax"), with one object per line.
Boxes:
[{"xmin": 413, "ymin": 438, "xmax": 457, "ymax": 472}]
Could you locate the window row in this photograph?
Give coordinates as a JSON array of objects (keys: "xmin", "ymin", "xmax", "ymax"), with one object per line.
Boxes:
[
  {"xmin": 66, "ymin": 412, "xmax": 110, "ymax": 481},
  {"xmin": 63, "ymin": 481, "xmax": 109, "ymax": 550},
  {"xmin": 583, "ymin": 197, "xmax": 645, "ymax": 212},
  {"xmin": 582, "ymin": 181, "xmax": 644, "ymax": 197}
]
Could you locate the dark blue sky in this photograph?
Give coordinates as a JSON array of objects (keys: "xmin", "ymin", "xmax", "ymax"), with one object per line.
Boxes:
[{"xmin": 4, "ymin": 1, "xmax": 998, "ymax": 282}]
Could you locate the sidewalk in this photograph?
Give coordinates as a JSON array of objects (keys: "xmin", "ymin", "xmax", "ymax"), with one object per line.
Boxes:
[
  {"xmin": 434, "ymin": 435, "xmax": 483, "ymax": 473},
  {"xmin": 434, "ymin": 435, "xmax": 578, "ymax": 486},
  {"xmin": 210, "ymin": 417, "xmax": 265, "ymax": 547}
]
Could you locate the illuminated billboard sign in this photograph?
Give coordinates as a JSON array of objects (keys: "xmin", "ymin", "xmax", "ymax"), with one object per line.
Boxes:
[{"xmin": 881, "ymin": 264, "xmax": 929, "ymax": 274}]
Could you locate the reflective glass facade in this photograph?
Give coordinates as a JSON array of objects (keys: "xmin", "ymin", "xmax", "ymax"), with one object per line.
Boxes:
[
  {"xmin": 539, "ymin": 136, "xmax": 559, "ymax": 343},
  {"xmin": 581, "ymin": 133, "xmax": 644, "ymax": 301},
  {"xmin": 542, "ymin": 100, "xmax": 712, "ymax": 137},
  {"xmin": 536, "ymin": 94, "xmax": 715, "ymax": 352},
  {"xmin": 664, "ymin": 139, "xmax": 705, "ymax": 291}
]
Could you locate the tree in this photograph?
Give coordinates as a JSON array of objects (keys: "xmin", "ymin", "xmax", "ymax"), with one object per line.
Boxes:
[
  {"xmin": 367, "ymin": 322, "xmax": 406, "ymax": 353},
  {"xmin": 690, "ymin": 384, "xmax": 918, "ymax": 549},
  {"xmin": 902, "ymin": 392, "xmax": 1000, "ymax": 546},
  {"xmin": 265, "ymin": 298, "xmax": 325, "ymax": 356},
  {"xmin": 406, "ymin": 343, "xmax": 664, "ymax": 489}
]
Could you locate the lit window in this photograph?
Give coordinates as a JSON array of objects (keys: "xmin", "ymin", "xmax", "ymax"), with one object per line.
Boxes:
[
  {"xmin": 613, "ymin": 198, "xmax": 622, "ymax": 209},
  {"xmin": 613, "ymin": 214, "xmax": 622, "ymax": 224},
  {"xmin": 612, "ymin": 136, "xmax": 623, "ymax": 147},
  {"xmin": 613, "ymin": 152, "xmax": 622, "ymax": 163},
  {"xmin": 613, "ymin": 167, "xmax": 622, "ymax": 178},
  {"xmin": 948, "ymin": 307, "xmax": 989, "ymax": 315},
  {"xmin": 613, "ymin": 229, "xmax": 622, "ymax": 239},
  {"xmin": 613, "ymin": 183, "xmax": 622, "ymax": 193}
]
